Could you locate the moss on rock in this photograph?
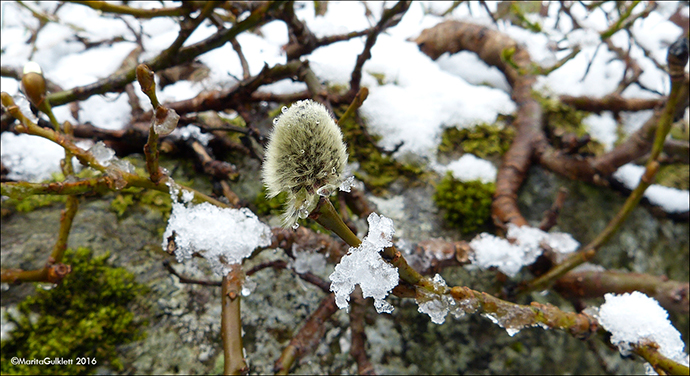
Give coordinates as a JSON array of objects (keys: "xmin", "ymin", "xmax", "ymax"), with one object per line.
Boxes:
[
  {"xmin": 433, "ymin": 172, "xmax": 495, "ymax": 234},
  {"xmin": 334, "ymin": 105, "xmax": 424, "ymax": 194},
  {"xmin": 438, "ymin": 122, "xmax": 515, "ymax": 161},
  {"xmin": 1, "ymin": 247, "xmax": 148, "ymax": 375}
]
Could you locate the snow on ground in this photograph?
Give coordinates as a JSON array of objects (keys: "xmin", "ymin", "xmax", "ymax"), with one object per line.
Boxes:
[{"xmin": 1, "ymin": 0, "xmax": 688, "ymax": 215}]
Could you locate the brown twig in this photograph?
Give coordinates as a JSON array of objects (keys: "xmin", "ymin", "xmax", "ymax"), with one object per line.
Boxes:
[
  {"xmin": 554, "ymin": 270, "xmax": 689, "ymax": 315},
  {"xmin": 348, "ymin": 1, "xmax": 411, "ymax": 101},
  {"xmin": 349, "ymin": 287, "xmax": 375, "ymax": 375},
  {"xmin": 559, "ymin": 94, "xmax": 663, "ymax": 114},
  {"xmin": 274, "ymin": 294, "xmax": 339, "ymax": 375},
  {"xmin": 221, "ymin": 264, "xmax": 248, "ymax": 375},
  {"xmin": 268, "ymin": 227, "xmax": 349, "ymax": 264},
  {"xmin": 538, "ymin": 187, "xmax": 568, "ymax": 231},
  {"xmin": 46, "ymin": 2, "xmax": 281, "ymax": 107},
  {"xmin": 164, "ymin": 60, "xmax": 305, "ymax": 114},
  {"xmin": 163, "ymin": 260, "xmax": 222, "ymax": 286}
]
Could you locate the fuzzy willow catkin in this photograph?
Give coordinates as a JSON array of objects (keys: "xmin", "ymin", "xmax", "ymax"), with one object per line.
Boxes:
[{"xmin": 262, "ymin": 100, "xmax": 348, "ymax": 228}]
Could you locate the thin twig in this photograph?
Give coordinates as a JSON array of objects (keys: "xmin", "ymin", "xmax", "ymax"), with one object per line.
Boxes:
[
  {"xmin": 521, "ymin": 37, "xmax": 689, "ymax": 294},
  {"xmin": 274, "ymin": 294, "xmax": 338, "ymax": 375},
  {"xmin": 348, "ymin": 1, "xmax": 411, "ymax": 100}
]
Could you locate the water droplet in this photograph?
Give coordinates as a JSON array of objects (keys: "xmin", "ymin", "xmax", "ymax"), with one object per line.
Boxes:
[
  {"xmin": 273, "ymin": 118, "xmax": 279, "ymax": 125},
  {"xmin": 298, "ymin": 207, "xmax": 310, "ymax": 218},
  {"xmin": 315, "ymin": 120, "xmax": 320, "ymax": 125},
  {"xmin": 331, "ymin": 167, "xmax": 337, "ymax": 174},
  {"xmin": 292, "ymin": 223, "xmax": 300, "ymax": 230},
  {"xmin": 300, "ymin": 149, "xmax": 305, "ymax": 154},
  {"xmin": 317, "ymin": 186, "xmax": 332, "ymax": 197},
  {"xmin": 281, "ymin": 106, "xmax": 288, "ymax": 114}
]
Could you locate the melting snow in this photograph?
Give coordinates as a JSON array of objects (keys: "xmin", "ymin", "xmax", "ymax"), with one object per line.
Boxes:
[
  {"xmin": 329, "ymin": 213, "xmax": 399, "ymax": 314},
  {"xmin": 469, "ymin": 224, "xmax": 580, "ymax": 277}
]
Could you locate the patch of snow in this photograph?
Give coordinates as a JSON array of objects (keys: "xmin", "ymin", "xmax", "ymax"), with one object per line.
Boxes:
[
  {"xmin": 162, "ymin": 187, "xmax": 272, "ymax": 276},
  {"xmin": 613, "ymin": 164, "xmax": 690, "ymax": 213},
  {"xmin": 329, "ymin": 213, "xmax": 399, "ymax": 314},
  {"xmin": 597, "ymin": 292, "xmax": 688, "ymax": 370}
]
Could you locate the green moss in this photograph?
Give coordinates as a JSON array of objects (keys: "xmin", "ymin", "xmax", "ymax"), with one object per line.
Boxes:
[
  {"xmin": 4, "ymin": 194, "xmax": 67, "ymax": 213},
  {"xmin": 656, "ymin": 163, "xmax": 689, "ymax": 190},
  {"xmin": 669, "ymin": 120, "xmax": 689, "ymax": 141},
  {"xmin": 1, "ymin": 169, "xmax": 103, "ymax": 213},
  {"xmin": 433, "ymin": 172, "xmax": 495, "ymax": 234},
  {"xmin": 1, "ymin": 247, "xmax": 148, "ymax": 375},
  {"xmin": 253, "ymin": 186, "xmax": 288, "ymax": 216},
  {"xmin": 438, "ymin": 122, "xmax": 515, "ymax": 160},
  {"xmin": 110, "ymin": 193, "xmax": 135, "ymax": 217},
  {"xmin": 535, "ymin": 93, "xmax": 604, "ymax": 156},
  {"xmin": 108, "ymin": 186, "xmax": 172, "ymax": 220},
  {"xmin": 334, "ymin": 105, "xmax": 424, "ymax": 194},
  {"xmin": 216, "ymin": 111, "xmax": 247, "ymax": 128},
  {"xmin": 367, "ymin": 71, "xmax": 386, "ymax": 86}
]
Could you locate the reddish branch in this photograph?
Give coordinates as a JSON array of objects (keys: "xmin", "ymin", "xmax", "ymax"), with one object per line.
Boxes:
[
  {"xmin": 348, "ymin": 1, "xmax": 411, "ymax": 101},
  {"xmin": 164, "ymin": 60, "xmax": 306, "ymax": 115},
  {"xmin": 349, "ymin": 288, "xmax": 375, "ymax": 375},
  {"xmin": 279, "ymin": 2, "xmax": 372, "ymax": 61},
  {"xmin": 559, "ymin": 94, "xmax": 663, "ymax": 114},
  {"xmin": 415, "ymin": 21, "xmax": 690, "ymax": 226},
  {"xmin": 554, "ymin": 270, "xmax": 689, "ymax": 315},
  {"xmin": 274, "ymin": 294, "xmax": 339, "ymax": 375},
  {"xmin": 415, "ymin": 21, "xmax": 544, "ymax": 226}
]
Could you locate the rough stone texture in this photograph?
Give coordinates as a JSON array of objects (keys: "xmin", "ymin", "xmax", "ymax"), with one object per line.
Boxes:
[{"xmin": 1, "ymin": 160, "xmax": 687, "ymax": 374}]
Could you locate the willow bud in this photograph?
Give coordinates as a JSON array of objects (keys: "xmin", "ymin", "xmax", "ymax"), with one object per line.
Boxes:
[
  {"xmin": 262, "ymin": 100, "xmax": 348, "ymax": 228},
  {"xmin": 21, "ymin": 62, "xmax": 47, "ymax": 110}
]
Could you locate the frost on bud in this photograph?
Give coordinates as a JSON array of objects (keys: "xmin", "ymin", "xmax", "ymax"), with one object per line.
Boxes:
[
  {"xmin": 153, "ymin": 106, "xmax": 179, "ymax": 136},
  {"xmin": 262, "ymin": 100, "xmax": 349, "ymax": 228},
  {"xmin": 21, "ymin": 62, "xmax": 47, "ymax": 110}
]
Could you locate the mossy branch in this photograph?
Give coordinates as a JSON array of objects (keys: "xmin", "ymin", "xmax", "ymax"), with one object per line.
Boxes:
[
  {"xmin": 2, "ymin": 92, "xmax": 226, "ymax": 208},
  {"xmin": 70, "ymin": 0, "xmax": 194, "ymax": 18},
  {"xmin": 633, "ymin": 342, "xmax": 690, "ymax": 375}
]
